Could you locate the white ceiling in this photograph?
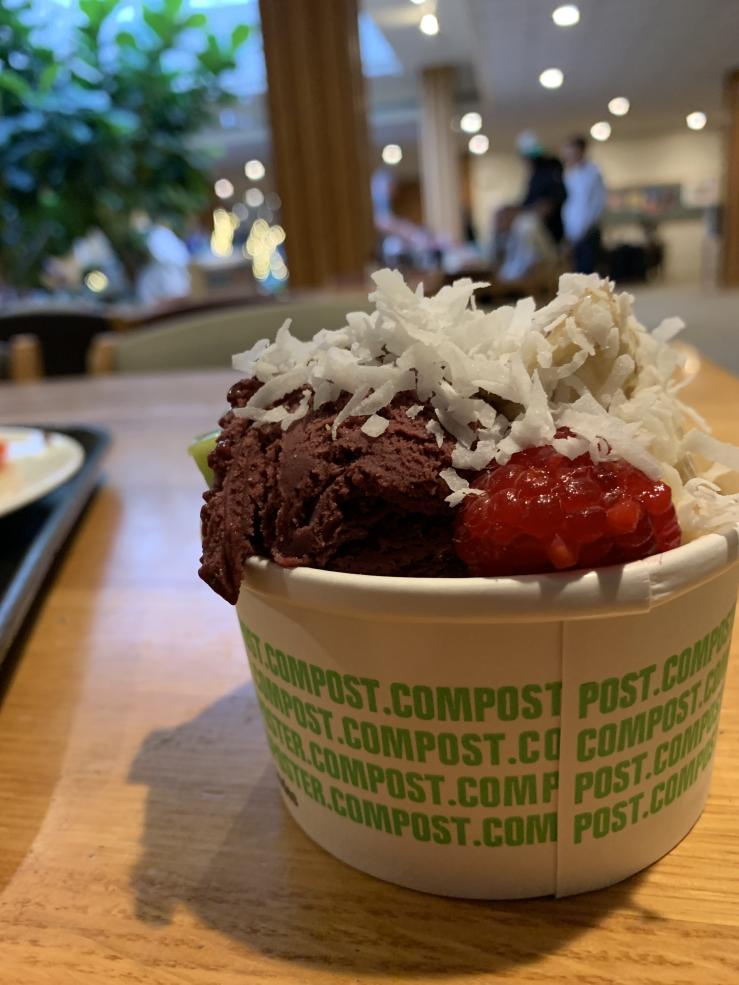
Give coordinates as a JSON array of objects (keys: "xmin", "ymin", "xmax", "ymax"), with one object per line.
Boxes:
[
  {"xmin": 365, "ymin": 0, "xmax": 739, "ymax": 148},
  {"xmin": 204, "ymin": 0, "xmax": 739, "ymax": 177}
]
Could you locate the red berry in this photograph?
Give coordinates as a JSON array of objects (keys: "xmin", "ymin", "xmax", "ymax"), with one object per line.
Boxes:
[{"xmin": 455, "ymin": 442, "xmax": 681, "ymax": 577}]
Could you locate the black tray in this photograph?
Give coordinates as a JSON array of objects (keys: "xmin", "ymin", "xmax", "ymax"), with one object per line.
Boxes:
[{"xmin": 0, "ymin": 425, "xmax": 110, "ymax": 665}]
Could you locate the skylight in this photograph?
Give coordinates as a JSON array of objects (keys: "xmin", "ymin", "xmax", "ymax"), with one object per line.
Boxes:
[{"xmin": 358, "ymin": 12, "xmax": 402, "ymax": 78}]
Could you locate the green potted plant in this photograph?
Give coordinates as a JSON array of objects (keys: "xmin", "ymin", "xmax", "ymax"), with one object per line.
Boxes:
[{"xmin": 0, "ymin": 0, "xmax": 248, "ymax": 295}]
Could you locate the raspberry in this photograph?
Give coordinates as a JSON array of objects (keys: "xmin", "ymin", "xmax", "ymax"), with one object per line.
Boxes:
[{"xmin": 454, "ymin": 441, "xmax": 681, "ymax": 577}]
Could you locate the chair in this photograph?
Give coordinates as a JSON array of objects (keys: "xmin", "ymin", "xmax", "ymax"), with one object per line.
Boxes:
[
  {"xmin": 0, "ymin": 308, "xmax": 110, "ymax": 377},
  {"xmin": 440, "ymin": 261, "xmax": 560, "ymax": 309},
  {"xmin": 88, "ymin": 291, "xmax": 374, "ymax": 374},
  {"xmin": 0, "ymin": 334, "xmax": 45, "ymax": 382}
]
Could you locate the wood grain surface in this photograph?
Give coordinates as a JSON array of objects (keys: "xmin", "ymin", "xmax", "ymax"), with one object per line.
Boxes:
[{"xmin": 1, "ymin": 364, "xmax": 738, "ymax": 984}]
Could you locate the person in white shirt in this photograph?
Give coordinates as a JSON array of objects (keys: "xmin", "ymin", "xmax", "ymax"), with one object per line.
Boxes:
[{"xmin": 562, "ymin": 135, "xmax": 607, "ymax": 274}]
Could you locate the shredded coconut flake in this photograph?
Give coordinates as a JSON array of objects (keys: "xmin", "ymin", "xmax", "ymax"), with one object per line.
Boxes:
[
  {"xmin": 361, "ymin": 414, "xmax": 390, "ymax": 437},
  {"xmin": 426, "ymin": 419, "xmax": 445, "ymax": 448},
  {"xmin": 652, "ymin": 317, "xmax": 685, "ymax": 343},
  {"xmin": 228, "ymin": 269, "xmax": 739, "ymax": 535},
  {"xmin": 683, "ymin": 430, "xmax": 739, "ymax": 473},
  {"xmin": 440, "ymin": 467, "xmax": 483, "ymax": 506}
]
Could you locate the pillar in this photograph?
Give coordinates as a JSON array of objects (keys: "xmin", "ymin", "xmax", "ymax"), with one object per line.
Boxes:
[
  {"xmin": 723, "ymin": 69, "xmax": 739, "ymax": 286},
  {"xmin": 259, "ymin": 0, "xmax": 374, "ymax": 289},
  {"xmin": 419, "ymin": 66, "xmax": 463, "ymax": 243}
]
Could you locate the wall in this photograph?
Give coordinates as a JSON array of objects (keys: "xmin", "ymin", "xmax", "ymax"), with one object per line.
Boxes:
[{"xmin": 470, "ymin": 130, "xmax": 723, "ymax": 284}]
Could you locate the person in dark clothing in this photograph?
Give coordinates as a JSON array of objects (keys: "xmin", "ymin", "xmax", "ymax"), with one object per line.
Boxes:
[{"xmin": 517, "ymin": 130, "xmax": 566, "ymax": 244}]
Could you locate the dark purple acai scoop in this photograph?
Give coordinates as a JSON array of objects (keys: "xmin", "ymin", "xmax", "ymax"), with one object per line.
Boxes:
[{"xmin": 199, "ymin": 378, "xmax": 465, "ymax": 603}]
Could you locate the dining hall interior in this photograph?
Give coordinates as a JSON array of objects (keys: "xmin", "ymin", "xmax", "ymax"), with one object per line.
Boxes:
[{"xmin": 1, "ymin": 2, "xmax": 739, "ymax": 983}]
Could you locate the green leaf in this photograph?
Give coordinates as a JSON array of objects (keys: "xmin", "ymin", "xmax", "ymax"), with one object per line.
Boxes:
[
  {"xmin": 165, "ymin": 0, "xmax": 184, "ymax": 15},
  {"xmin": 231, "ymin": 24, "xmax": 250, "ymax": 48},
  {"xmin": 143, "ymin": 7, "xmax": 172, "ymax": 43},
  {"xmin": 39, "ymin": 63, "xmax": 60, "ymax": 92},
  {"xmin": 79, "ymin": 0, "xmax": 116, "ymax": 33},
  {"xmin": 184, "ymin": 13, "xmax": 207, "ymax": 29},
  {"xmin": 198, "ymin": 33, "xmax": 226, "ymax": 73},
  {"xmin": 116, "ymin": 31, "xmax": 138, "ymax": 49},
  {"xmin": 0, "ymin": 72, "xmax": 32, "ymax": 98},
  {"xmin": 78, "ymin": 0, "xmax": 98, "ymax": 22}
]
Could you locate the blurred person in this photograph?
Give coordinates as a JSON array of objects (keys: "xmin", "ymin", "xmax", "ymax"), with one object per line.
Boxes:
[
  {"xmin": 493, "ymin": 199, "xmax": 558, "ymax": 283},
  {"xmin": 517, "ymin": 130, "xmax": 566, "ymax": 244},
  {"xmin": 562, "ymin": 134, "xmax": 607, "ymax": 274},
  {"xmin": 371, "ymin": 167, "xmax": 396, "ymax": 230},
  {"xmin": 371, "ymin": 167, "xmax": 444, "ymax": 269}
]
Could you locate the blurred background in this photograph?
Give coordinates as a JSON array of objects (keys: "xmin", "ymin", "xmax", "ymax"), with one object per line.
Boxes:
[{"xmin": 1, "ymin": 0, "xmax": 738, "ymax": 379}]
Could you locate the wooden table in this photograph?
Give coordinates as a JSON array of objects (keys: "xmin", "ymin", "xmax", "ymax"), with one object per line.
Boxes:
[{"xmin": 1, "ymin": 365, "xmax": 738, "ymax": 984}]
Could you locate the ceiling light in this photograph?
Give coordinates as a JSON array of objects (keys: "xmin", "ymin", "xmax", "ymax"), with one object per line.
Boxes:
[
  {"xmin": 468, "ymin": 134, "xmax": 490, "ymax": 155},
  {"xmin": 460, "ymin": 111, "xmax": 482, "ymax": 134},
  {"xmin": 686, "ymin": 111, "xmax": 707, "ymax": 131},
  {"xmin": 608, "ymin": 97, "xmax": 630, "ymax": 116},
  {"xmin": 245, "ymin": 187, "xmax": 265, "ymax": 207},
  {"xmin": 590, "ymin": 121, "xmax": 612, "ymax": 141},
  {"xmin": 539, "ymin": 68, "xmax": 564, "ymax": 89},
  {"xmin": 552, "ymin": 5, "xmax": 580, "ymax": 27},
  {"xmin": 214, "ymin": 178, "xmax": 234, "ymax": 199},
  {"xmin": 244, "ymin": 159, "xmax": 265, "ymax": 180},
  {"xmin": 420, "ymin": 13, "xmax": 439, "ymax": 35},
  {"xmin": 381, "ymin": 143, "xmax": 403, "ymax": 165}
]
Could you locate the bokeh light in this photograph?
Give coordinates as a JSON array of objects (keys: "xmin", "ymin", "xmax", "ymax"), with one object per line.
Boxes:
[
  {"xmin": 84, "ymin": 270, "xmax": 109, "ymax": 292},
  {"xmin": 468, "ymin": 134, "xmax": 490, "ymax": 155},
  {"xmin": 214, "ymin": 178, "xmax": 234, "ymax": 199},
  {"xmin": 382, "ymin": 143, "xmax": 403, "ymax": 165},
  {"xmin": 244, "ymin": 159, "xmax": 266, "ymax": 180},
  {"xmin": 539, "ymin": 68, "xmax": 564, "ymax": 89},
  {"xmin": 590, "ymin": 120, "xmax": 612, "ymax": 141}
]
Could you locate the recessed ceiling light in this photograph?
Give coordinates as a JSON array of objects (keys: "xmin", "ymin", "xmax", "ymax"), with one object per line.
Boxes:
[
  {"xmin": 382, "ymin": 143, "xmax": 403, "ymax": 165},
  {"xmin": 460, "ymin": 111, "xmax": 482, "ymax": 134},
  {"xmin": 468, "ymin": 134, "xmax": 490, "ymax": 155},
  {"xmin": 539, "ymin": 68, "xmax": 564, "ymax": 89},
  {"xmin": 214, "ymin": 178, "xmax": 234, "ymax": 199},
  {"xmin": 552, "ymin": 4, "xmax": 580, "ymax": 27},
  {"xmin": 420, "ymin": 13, "xmax": 439, "ymax": 35},
  {"xmin": 686, "ymin": 111, "xmax": 707, "ymax": 131},
  {"xmin": 590, "ymin": 121, "xmax": 612, "ymax": 141},
  {"xmin": 244, "ymin": 159, "xmax": 265, "ymax": 180},
  {"xmin": 608, "ymin": 97, "xmax": 630, "ymax": 117}
]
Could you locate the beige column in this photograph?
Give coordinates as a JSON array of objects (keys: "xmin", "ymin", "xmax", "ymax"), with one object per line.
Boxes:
[
  {"xmin": 419, "ymin": 66, "xmax": 463, "ymax": 243},
  {"xmin": 723, "ymin": 69, "xmax": 739, "ymax": 286},
  {"xmin": 259, "ymin": 0, "xmax": 374, "ymax": 289}
]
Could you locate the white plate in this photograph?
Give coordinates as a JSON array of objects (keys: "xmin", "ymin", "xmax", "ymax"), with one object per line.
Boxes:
[{"xmin": 0, "ymin": 427, "xmax": 85, "ymax": 519}]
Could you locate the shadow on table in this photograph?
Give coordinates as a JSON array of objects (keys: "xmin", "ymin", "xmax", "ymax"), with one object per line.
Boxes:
[{"xmin": 129, "ymin": 684, "xmax": 650, "ymax": 978}]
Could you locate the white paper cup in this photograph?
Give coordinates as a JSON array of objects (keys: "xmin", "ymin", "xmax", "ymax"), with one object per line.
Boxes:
[{"xmin": 236, "ymin": 528, "xmax": 739, "ymax": 898}]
